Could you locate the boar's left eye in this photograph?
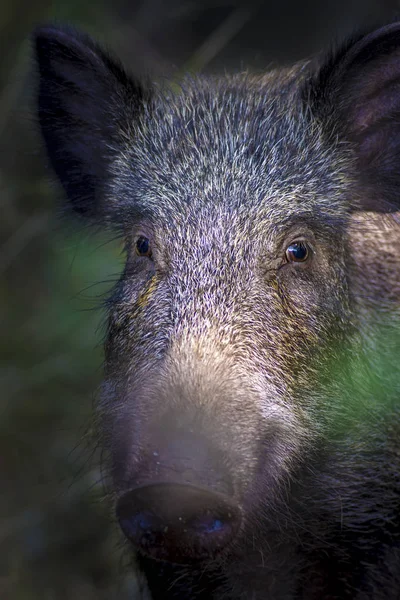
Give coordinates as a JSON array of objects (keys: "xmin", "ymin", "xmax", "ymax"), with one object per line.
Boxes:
[
  {"xmin": 135, "ymin": 236, "xmax": 152, "ymax": 257},
  {"xmin": 285, "ymin": 241, "xmax": 310, "ymax": 263}
]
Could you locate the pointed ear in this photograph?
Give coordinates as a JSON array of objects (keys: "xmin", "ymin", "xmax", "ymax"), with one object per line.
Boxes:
[
  {"xmin": 34, "ymin": 25, "xmax": 151, "ymax": 219},
  {"xmin": 310, "ymin": 22, "xmax": 400, "ymax": 212}
]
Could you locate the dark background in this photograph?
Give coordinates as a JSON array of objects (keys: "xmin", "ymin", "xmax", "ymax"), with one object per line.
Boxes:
[{"xmin": 1, "ymin": 1, "xmax": 399, "ymax": 598}]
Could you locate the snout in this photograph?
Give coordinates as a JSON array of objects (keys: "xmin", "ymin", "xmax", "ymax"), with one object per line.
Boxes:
[
  {"xmin": 117, "ymin": 483, "xmax": 241, "ymax": 563},
  {"xmin": 115, "ymin": 429, "xmax": 241, "ymax": 562}
]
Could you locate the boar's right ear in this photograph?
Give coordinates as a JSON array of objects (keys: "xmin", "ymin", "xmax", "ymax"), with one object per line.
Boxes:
[
  {"xmin": 34, "ymin": 25, "xmax": 150, "ymax": 219},
  {"xmin": 310, "ymin": 22, "xmax": 400, "ymax": 212}
]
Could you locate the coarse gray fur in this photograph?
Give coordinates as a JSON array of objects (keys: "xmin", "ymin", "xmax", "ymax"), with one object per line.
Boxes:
[{"xmin": 34, "ymin": 22, "xmax": 400, "ymax": 600}]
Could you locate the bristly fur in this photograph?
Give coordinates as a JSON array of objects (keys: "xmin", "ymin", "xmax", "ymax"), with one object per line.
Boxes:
[{"xmin": 34, "ymin": 21, "xmax": 400, "ymax": 600}]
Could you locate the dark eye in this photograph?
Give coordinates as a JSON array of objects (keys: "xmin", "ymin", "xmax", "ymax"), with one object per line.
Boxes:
[
  {"xmin": 135, "ymin": 235, "xmax": 152, "ymax": 257},
  {"xmin": 285, "ymin": 241, "xmax": 310, "ymax": 263}
]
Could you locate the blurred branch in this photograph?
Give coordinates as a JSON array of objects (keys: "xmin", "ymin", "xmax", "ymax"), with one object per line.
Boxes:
[{"xmin": 182, "ymin": 1, "xmax": 261, "ymax": 73}]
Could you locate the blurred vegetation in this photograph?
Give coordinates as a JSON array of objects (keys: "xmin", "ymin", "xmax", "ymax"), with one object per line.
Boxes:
[{"xmin": 1, "ymin": 1, "xmax": 399, "ymax": 598}]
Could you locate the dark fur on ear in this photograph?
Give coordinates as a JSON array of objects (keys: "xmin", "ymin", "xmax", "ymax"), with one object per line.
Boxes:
[
  {"xmin": 34, "ymin": 24, "xmax": 151, "ymax": 219},
  {"xmin": 307, "ymin": 22, "xmax": 400, "ymax": 212}
]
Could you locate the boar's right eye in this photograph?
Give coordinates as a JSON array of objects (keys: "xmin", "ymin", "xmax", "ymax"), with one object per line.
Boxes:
[{"xmin": 135, "ymin": 236, "xmax": 152, "ymax": 258}]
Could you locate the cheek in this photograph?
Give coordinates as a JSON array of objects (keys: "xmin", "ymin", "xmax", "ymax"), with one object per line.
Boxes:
[
  {"xmin": 277, "ymin": 265, "xmax": 323, "ymax": 310},
  {"xmin": 252, "ymin": 373, "xmax": 290, "ymax": 422},
  {"xmin": 247, "ymin": 369, "xmax": 312, "ymax": 459},
  {"xmin": 277, "ymin": 260, "xmax": 349, "ymax": 324}
]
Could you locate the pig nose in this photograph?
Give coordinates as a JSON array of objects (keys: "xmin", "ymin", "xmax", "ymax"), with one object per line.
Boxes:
[{"xmin": 116, "ymin": 483, "xmax": 241, "ymax": 563}]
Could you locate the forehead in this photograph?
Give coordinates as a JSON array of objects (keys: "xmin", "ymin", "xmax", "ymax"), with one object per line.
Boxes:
[{"xmin": 111, "ymin": 69, "xmax": 351, "ymax": 226}]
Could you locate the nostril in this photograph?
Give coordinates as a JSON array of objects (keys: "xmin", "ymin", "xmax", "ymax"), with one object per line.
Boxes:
[
  {"xmin": 116, "ymin": 483, "xmax": 241, "ymax": 564},
  {"xmin": 119, "ymin": 510, "xmax": 154, "ymax": 540}
]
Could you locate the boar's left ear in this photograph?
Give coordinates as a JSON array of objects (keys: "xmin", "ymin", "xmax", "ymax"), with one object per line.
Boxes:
[
  {"xmin": 310, "ymin": 22, "xmax": 400, "ymax": 212},
  {"xmin": 34, "ymin": 25, "xmax": 151, "ymax": 220}
]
